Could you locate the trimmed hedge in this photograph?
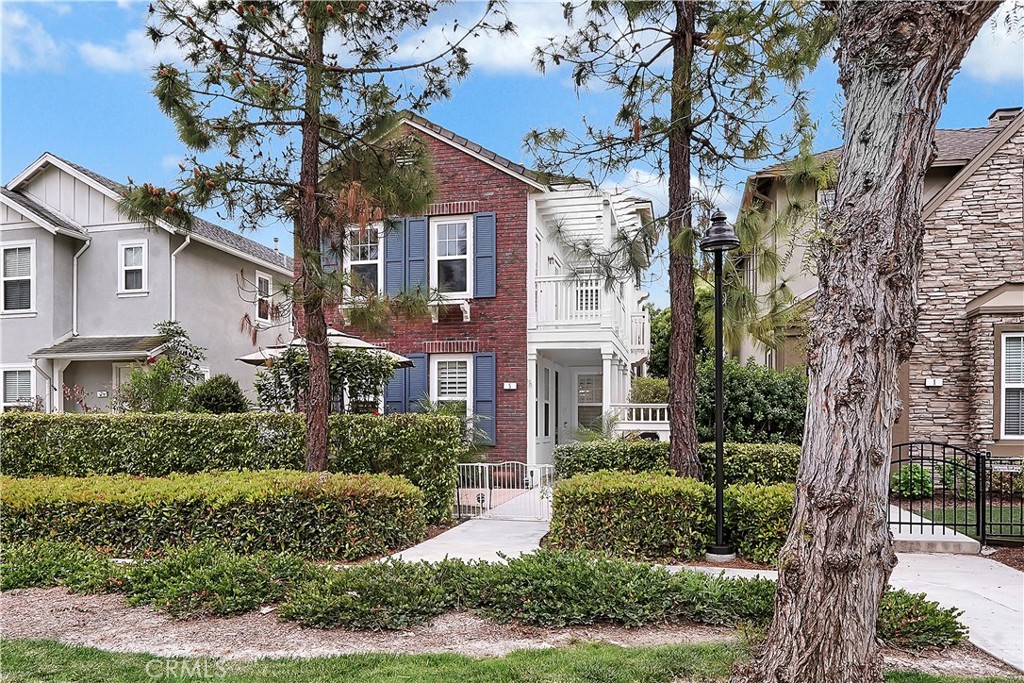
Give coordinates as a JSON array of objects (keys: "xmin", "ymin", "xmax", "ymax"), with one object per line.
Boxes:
[
  {"xmin": 0, "ymin": 412, "xmax": 463, "ymax": 523},
  {"xmin": 548, "ymin": 471, "xmax": 794, "ymax": 564},
  {"xmin": 0, "ymin": 471, "xmax": 425, "ymax": 561},
  {"xmin": 1, "ymin": 542, "xmax": 968, "ymax": 648},
  {"xmin": 547, "ymin": 471, "xmax": 714, "ymax": 561},
  {"xmin": 553, "ymin": 439, "xmax": 801, "ymax": 485}
]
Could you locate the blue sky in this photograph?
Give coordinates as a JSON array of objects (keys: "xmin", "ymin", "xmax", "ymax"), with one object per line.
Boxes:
[{"xmin": 2, "ymin": 1, "xmax": 1022, "ymax": 307}]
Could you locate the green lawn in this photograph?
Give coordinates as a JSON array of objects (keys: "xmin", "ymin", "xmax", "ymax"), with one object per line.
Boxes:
[
  {"xmin": 1, "ymin": 640, "xmax": 1019, "ymax": 683},
  {"xmin": 909, "ymin": 503, "xmax": 1024, "ymax": 539}
]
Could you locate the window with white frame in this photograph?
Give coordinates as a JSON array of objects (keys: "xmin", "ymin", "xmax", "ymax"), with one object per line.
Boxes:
[
  {"xmin": 2, "ymin": 242, "xmax": 34, "ymax": 313},
  {"xmin": 346, "ymin": 225, "xmax": 382, "ymax": 294},
  {"xmin": 577, "ymin": 373, "xmax": 603, "ymax": 430},
  {"xmin": 2, "ymin": 368, "xmax": 34, "ymax": 411},
  {"xmin": 255, "ymin": 271, "xmax": 272, "ymax": 323},
  {"xmin": 430, "ymin": 354, "xmax": 472, "ymax": 417},
  {"xmin": 1002, "ymin": 334, "xmax": 1024, "ymax": 438},
  {"xmin": 118, "ymin": 240, "xmax": 148, "ymax": 294},
  {"xmin": 430, "ymin": 216, "xmax": 472, "ymax": 296}
]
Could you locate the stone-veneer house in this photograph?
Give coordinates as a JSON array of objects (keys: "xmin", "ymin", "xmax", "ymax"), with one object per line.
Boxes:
[
  {"xmin": 299, "ymin": 113, "xmax": 655, "ymax": 464},
  {"xmin": 738, "ymin": 107, "xmax": 1024, "ymax": 457}
]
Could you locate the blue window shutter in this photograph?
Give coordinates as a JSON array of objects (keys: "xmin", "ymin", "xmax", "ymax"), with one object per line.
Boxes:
[
  {"xmin": 406, "ymin": 353, "xmax": 429, "ymax": 412},
  {"xmin": 384, "ymin": 366, "xmax": 406, "ymax": 414},
  {"xmin": 384, "ymin": 218, "xmax": 405, "ymax": 296},
  {"xmin": 473, "ymin": 352, "xmax": 497, "ymax": 445},
  {"xmin": 406, "ymin": 217, "xmax": 428, "ymax": 291},
  {"xmin": 473, "ymin": 212, "xmax": 497, "ymax": 298}
]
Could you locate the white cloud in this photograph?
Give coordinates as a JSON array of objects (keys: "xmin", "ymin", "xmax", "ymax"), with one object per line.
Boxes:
[
  {"xmin": 602, "ymin": 168, "xmax": 741, "ymax": 221},
  {"xmin": 77, "ymin": 29, "xmax": 183, "ymax": 72},
  {"xmin": 1, "ymin": 7, "xmax": 62, "ymax": 72},
  {"xmin": 160, "ymin": 153, "xmax": 185, "ymax": 171},
  {"xmin": 962, "ymin": 2, "xmax": 1024, "ymax": 84},
  {"xmin": 394, "ymin": 2, "xmax": 567, "ymax": 75}
]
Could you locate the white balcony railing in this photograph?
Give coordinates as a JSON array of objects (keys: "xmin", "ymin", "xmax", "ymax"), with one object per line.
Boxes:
[
  {"xmin": 534, "ymin": 275, "xmax": 639, "ymax": 352},
  {"xmin": 609, "ymin": 403, "xmax": 670, "ymax": 440},
  {"xmin": 630, "ymin": 311, "xmax": 649, "ymax": 356}
]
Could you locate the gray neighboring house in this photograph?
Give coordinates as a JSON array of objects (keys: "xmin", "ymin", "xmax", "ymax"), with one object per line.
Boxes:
[{"xmin": 0, "ymin": 153, "xmax": 293, "ymax": 412}]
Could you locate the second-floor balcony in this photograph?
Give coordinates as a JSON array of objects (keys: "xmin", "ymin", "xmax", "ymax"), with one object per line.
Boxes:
[{"xmin": 533, "ymin": 275, "xmax": 650, "ymax": 359}]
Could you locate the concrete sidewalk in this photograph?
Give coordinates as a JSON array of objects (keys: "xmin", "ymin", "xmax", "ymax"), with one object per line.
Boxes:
[
  {"xmin": 391, "ymin": 519, "xmax": 549, "ymax": 563},
  {"xmin": 687, "ymin": 554, "xmax": 1024, "ymax": 673}
]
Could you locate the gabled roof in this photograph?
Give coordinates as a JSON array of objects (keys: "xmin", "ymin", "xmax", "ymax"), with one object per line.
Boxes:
[
  {"xmin": 29, "ymin": 335, "xmax": 167, "ymax": 360},
  {"xmin": 6, "ymin": 153, "xmax": 292, "ymax": 275},
  {"xmin": 0, "ymin": 187, "xmax": 88, "ymax": 239},
  {"xmin": 396, "ymin": 111, "xmax": 553, "ymax": 191}
]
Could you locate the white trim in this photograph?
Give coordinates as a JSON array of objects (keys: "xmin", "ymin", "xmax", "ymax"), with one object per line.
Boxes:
[
  {"xmin": 255, "ymin": 270, "xmax": 273, "ymax": 324},
  {"xmin": 1, "ymin": 364, "xmax": 36, "ymax": 412},
  {"xmin": 400, "ymin": 119, "xmax": 549, "ymax": 191},
  {"xmin": 1, "ymin": 239, "xmax": 36, "ymax": 314},
  {"xmin": 429, "ymin": 353, "xmax": 474, "ymax": 417},
  {"xmin": 117, "ymin": 238, "xmax": 148, "ymax": 295},
  {"xmin": 429, "ymin": 215, "xmax": 473, "ymax": 299},
  {"xmin": 1000, "ymin": 332, "xmax": 1024, "ymax": 440},
  {"xmin": 0, "ymin": 193, "xmax": 87, "ymax": 239}
]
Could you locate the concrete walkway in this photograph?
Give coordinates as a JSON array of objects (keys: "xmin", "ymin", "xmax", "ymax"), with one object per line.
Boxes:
[
  {"xmin": 889, "ymin": 506, "xmax": 981, "ymax": 554},
  {"xmin": 391, "ymin": 519, "xmax": 549, "ymax": 563}
]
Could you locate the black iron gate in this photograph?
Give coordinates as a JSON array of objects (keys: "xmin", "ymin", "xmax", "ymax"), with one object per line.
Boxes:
[{"xmin": 889, "ymin": 441, "xmax": 1023, "ymax": 545}]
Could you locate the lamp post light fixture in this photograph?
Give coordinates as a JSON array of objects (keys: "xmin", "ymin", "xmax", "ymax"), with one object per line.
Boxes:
[{"xmin": 701, "ymin": 209, "xmax": 740, "ymax": 562}]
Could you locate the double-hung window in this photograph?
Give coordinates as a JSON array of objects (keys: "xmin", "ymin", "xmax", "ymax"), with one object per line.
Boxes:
[
  {"xmin": 2, "ymin": 242, "xmax": 34, "ymax": 313},
  {"xmin": 118, "ymin": 240, "xmax": 147, "ymax": 295},
  {"xmin": 255, "ymin": 271, "xmax": 272, "ymax": 323},
  {"xmin": 576, "ymin": 373, "xmax": 604, "ymax": 429},
  {"xmin": 1, "ymin": 367, "xmax": 33, "ymax": 412},
  {"xmin": 347, "ymin": 225, "xmax": 382, "ymax": 294},
  {"xmin": 430, "ymin": 354, "xmax": 473, "ymax": 417},
  {"xmin": 430, "ymin": 216, "xmax": 472, "ymax": 297},
  {"xmin": 1002, "ymin": 334, "xmax": 1024, "ymax": 438}
]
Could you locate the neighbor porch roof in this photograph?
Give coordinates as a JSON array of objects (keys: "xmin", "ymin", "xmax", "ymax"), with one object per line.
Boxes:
[{"xmin": 29, "ymin": 335, "xmax": 167, "ymax": 360}]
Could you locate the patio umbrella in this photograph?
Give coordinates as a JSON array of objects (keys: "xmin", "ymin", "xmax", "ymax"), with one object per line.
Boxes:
[{"xmin": 236, "ymin": 329, "xmax": 413, "ymax": 368}]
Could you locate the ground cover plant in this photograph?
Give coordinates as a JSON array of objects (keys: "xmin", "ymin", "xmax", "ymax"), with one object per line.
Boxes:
[
  {"xmin": 0, "ymin": 542, "xmax": 967, "ymax": 649},
  {"xmin": 0, "ymin": 471, "xmax": 425, "ymax": 561}
]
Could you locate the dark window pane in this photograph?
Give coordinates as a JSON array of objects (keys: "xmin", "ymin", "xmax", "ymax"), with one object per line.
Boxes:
[
  {"xmin": 124, "ymin": 269, "xmax": 143, "ymax": 291},
  {"xmin": 351, "ymin": 263, "xmax": 378, "ymax": 291},
  {"xmin": 3, "ymin": 280, "xmax": 30, "ymax": 310},
  {"xmin": 1006, "ymin": 388, "xmax": 1024, "ymax": 436},
  {"xmin": 257, "ymin": 298, "xmax": 270, "ymax": 320},
  {"xmin": 577, "ymin": 405, "xmax": 603, "ymax": 430},
  {"xmin": 438, "ymin": 259, "xmax": 467, "ymax": 293}
]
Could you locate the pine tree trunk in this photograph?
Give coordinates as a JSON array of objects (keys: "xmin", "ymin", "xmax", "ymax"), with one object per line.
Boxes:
[
  {"xmin": 737, "ymin": 3, "xmax": 998, "ymax": 681},
  {"xmin": 299, "ymin": 21, "xmax": 330, "ymax": 472},
  {"xmin": 667, "ymin": 0, "xmax": 702, "ymax": 479}
]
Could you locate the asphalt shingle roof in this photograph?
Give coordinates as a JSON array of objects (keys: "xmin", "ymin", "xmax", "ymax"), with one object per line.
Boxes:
[
  {"xmin": 1, "ymin": 187, "xmax": 87, "ymax": 238},
  {"xmin": 50, "ymin": 155, "xmax": 291, "ymax": 271},
  {"xmin": 30, "ymin": 335, "xmax": 167, "ymax": 358}
]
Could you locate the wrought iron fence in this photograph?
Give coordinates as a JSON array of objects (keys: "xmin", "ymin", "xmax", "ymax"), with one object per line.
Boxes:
[{"xmin": 888, "ymin": 441, "xmax": 1023, "ymax": 545}]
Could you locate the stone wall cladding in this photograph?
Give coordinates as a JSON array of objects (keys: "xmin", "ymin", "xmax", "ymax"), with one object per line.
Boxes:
[
  {"xmin": 297, "ymin": 124, "xmax": 532, "ymax": 463},
  {"xmin": 909, "ymin": 124, "xmax": 1024, "ymax": 451}
]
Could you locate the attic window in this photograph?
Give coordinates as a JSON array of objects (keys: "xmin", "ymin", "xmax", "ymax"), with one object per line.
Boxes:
[
  {"xmin": 2, "ymin": 243, "xmax": 34, "ymax": 313},
  {"xmin": 118, "ymin": 240, "xmax": 148, "ymax": 295}
]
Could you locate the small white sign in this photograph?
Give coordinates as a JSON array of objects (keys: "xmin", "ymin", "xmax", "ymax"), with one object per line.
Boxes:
[
  {"xmin": 924, "ymin": 378, "xmax": 943, "ymax": 387},
  {"xmin": 96, "ymin": 390, "xmax": 109, "ymax": 398},
  {"xmin": 992, "ymin": 463, "xmax": 1022, "ymax": 474},
  {"xmin": 503, "ymin": 382, "xmax": 517, "ymax": 390}
]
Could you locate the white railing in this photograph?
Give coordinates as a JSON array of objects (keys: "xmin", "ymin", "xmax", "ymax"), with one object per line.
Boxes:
[
  {"xmin": 455, "ymin": 462, "xmax": 555, "ymax": 520},
  {"xmin": 630, "ymin": 311, "xmax": 649, "ymax": 356},
  {"xmin": 535, "ymin": 275, "xmax": 606, "ymax": 324},
  {"xmin": 610, "ymin": 402, "xmax": 671, "ymax": 441}
]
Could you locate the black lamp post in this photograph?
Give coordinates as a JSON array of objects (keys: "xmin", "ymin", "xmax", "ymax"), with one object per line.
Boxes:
[{"xmin": 701, "ymin": 209, "xmax": 739, "ymax": 562}]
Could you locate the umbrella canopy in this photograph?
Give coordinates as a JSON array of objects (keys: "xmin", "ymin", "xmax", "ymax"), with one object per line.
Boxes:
[{"xmin": 236, "ymin": 329, "xmax": 413, "ymax": 368}]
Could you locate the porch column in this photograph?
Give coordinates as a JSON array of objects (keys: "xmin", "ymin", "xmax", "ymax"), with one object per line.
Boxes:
[
  {"xmin": 602, "ymin": 351, "xmax": 613, "ymax": 415},
  {"xmin": 526, "ymin": 351, "xmax": 538, "ymax": 464},
  {"xmin": 53, "ymin": 360, "xmax": 71, "ymax": 412}
]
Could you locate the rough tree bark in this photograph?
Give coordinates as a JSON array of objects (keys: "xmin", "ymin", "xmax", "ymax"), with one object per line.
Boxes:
[
  {"xmin": 738, "ymin": 3, "xmax": 999, "ymax": 682},
  {"xmin": 300, "ymin": 22, "xmax": 330, "ymax": 472},
  {"xmin": 667, "ymin": 0, "xmax": 703, "ymax": 479}
]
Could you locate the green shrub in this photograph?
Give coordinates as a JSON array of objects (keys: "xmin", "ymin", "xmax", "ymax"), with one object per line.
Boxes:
[
  {"xmin": 695, "ymin": 357, "xmax": 807, "ymax": 444},
  {"xmin": 891, "ymin": 464, "xmax": 934, "ymax": 500},
  {"xmin": 1, "ymin": 471, "xmax": 425, "ymax": 561},
  {"xmin": 124, "ymin": 543, "xmax": 315, "ymax": 618},
  {"xmin": 548, "ymin": 471, "xmax": 714, "ymax": 561},
  {"xmin": 187, "ymin": 374, "xmax": 249, "ymax": 413},
  {"xmin": 0, "ymin": 412, "xmax": 462, "ymax": 524},
  {"xmin": 724, "ymin": 484, "xmax": 793, "ymax": 565},
  {"xmin": 0, "ymin": 541, "xmax": 125, "ymax": 593},
  {"xmin": 877, "ymin": 589, "xmax": 968, "ymax": 648},
  {"xmin": 629, "ymin": 377, "xmax": 669, "ymax": 403},
  {"xmin": 553, "ymin": 439, "xmax": 800, "ymax": 485},
  {"xmin": 281, "ymin": 559, "xmax": 470, "ymax": 630},
  {"xmin": 939, "ymin": 457, "xmax": 976, "ymax": 500},
  {"xmin": 1, "ymin": 542, "xmax": 967, "ymax": 649}
]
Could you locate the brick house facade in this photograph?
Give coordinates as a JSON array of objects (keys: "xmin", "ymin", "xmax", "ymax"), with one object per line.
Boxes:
[
  {"xmin": 295, "ymin": 114, "xmax": 655, "ymax": 464},
  {"xmin": 739, "ymin": 107, "xmax": 1024, "ymax": 457}
]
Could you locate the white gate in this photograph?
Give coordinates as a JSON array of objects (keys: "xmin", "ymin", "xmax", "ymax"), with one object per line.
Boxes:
[{"xmin": 455, "ymin": 462, "xmax": 554, "ymax": 521}]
